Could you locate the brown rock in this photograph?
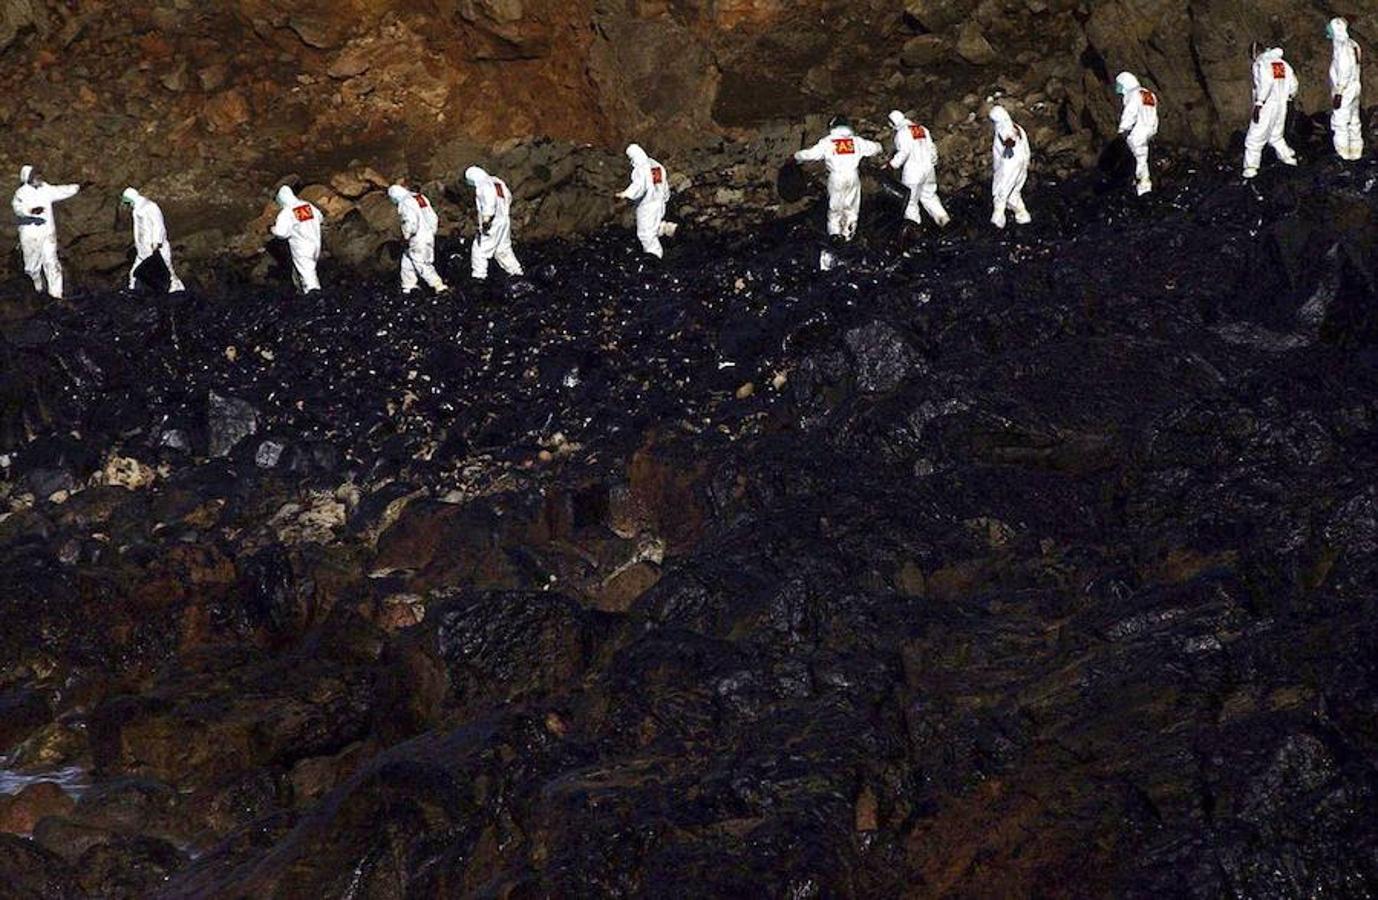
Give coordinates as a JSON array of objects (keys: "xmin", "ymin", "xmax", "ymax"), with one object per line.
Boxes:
[
  {"xmin": 901, "ymin": 35, "xmax": 949, "ymax": 69},
  {"xmin": 354, "ymin": 190, "xmax": 398, "ymax": 233},
  {"xmin": 299, "ymin": 184, "xmax": 352, "ymax": 220},
  {"xmin": 956, "ymin": 22, "xmax": 997, "ymax": 65},
  {"xmin": 8, "ymin": 722, "xmax": 88, "ymax": 771},
  {"xmin": 0, "ymin": 783, "xmax": 76, "ymax": 836},
  {"xmin": 288, "ymin": 11, "xmax": 347, "ymax": 50},
  {"xmin": 202, "ymin": 89, "xmax": 250, "ymax": 133}
]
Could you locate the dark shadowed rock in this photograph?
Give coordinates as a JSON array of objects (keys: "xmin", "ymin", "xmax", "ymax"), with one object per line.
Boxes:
[{"xmin": 0, "ymin": 833, "xmax": 81, "ymax": 899}]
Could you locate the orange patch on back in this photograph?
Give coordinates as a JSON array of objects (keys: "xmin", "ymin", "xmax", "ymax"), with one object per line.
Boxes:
[
  {"xmin": 909, "ymin": 124, "xmax": 927, "ymax": 140},
  {"xmin": 1272, "ymin": 61, "xmax": 1287, "ymax": 79},
  {"xmin": 833, "ymin": 138, "xmax": 856, "ymax": 155},
  {"xmin": 293, "ymin": 205, "xmax": 314, "ymax": 222}
]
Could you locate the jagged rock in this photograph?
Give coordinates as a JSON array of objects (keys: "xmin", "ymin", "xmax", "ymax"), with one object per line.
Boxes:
[{"xmin": 206, "ymin": 391, "xmax": 258, "ymax": 458}]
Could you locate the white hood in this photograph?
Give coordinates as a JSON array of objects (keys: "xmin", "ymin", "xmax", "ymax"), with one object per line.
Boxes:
[
  {"xmin": 1115, "ymin": 72, "xmax": 1141, "ymax": 95},
  {"xmin": 387, "ymin": 184, "xmax": 409, "ymax": 204},
  {"xmin": 464, "ymin": 166, "xmax": 491, "ymax": 189},
  {"xmin": 888, "ymin": 110, "xmax": 908, "ymax": 129},
  {"xmin": 276, "ymin": 185, "xmax": 299, "ymax": 207},
  {"xmin": 626, "ymin": 144, "xmax": 649, "ymax": 166},
  {"xmin": 1330, "ymin": 18, "xmax": 1350, "ymax": 42}
]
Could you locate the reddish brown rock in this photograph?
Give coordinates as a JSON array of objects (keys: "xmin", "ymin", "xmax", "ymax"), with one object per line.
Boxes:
[{"xmin": 0, "ymin": 783, "xmax": 76, "ymax": 836}]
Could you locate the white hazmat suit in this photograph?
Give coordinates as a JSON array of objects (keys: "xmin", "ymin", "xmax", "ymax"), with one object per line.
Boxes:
[
  {"xmin": 618, "ymin": 144, "xmax": 678, "ymax": 258},
  {"xmin": 1329, "ymin": 18, "xmax": 1364, "ymax": 161},
  {"xmin": 121, "ymin": 188, "xmax": 185, "ymax": 293},
  {"xmin": 464, "ymin": 166, "xmax": 522, "ymax": 280},
  {"xmin": 1244, "ymin": 48, "xmax": 1299, "ymax": 178},
  {"xmin": 888, "ymin": 111, "xmax": 949, "ymax": 226},
  {"xmin": 795, "ymin": 121, "xmax": 881, "ymax": 270},
  {"xmin": 270, "ymin": 185, "xmax": 323, "ymax": 293},
  {"xmin": 795, "ymin": 122, "xmax": 882, "ymax": 242},
  {"xmin": 989, "ymin": 106, "xmax": 1032, "ymax": 229},
  {"xmin": 12, "ymin": 166, "xmax": 79, "ymax": 299},
  {"xmin": 1115, "ymin": 73, "xmax": 1160, "ymax": 196},
  {"xmin": 388, "ymin": 185, "xmax": 448, "ymax": 294}
]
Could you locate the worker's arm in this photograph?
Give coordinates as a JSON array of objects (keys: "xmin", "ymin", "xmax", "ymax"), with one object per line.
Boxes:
[
  {"xmin": 794, "ymin": 139, "xmax": 827, "ymax": 163},
  {"xmin": 47, "ymin": 184, "xmax": 80, "ymax": 203},
  {"xmin": 1118, "ymin": 95, "xmax": 1140, "ymax": 133},
  {"xmin": 619, "ymin": 168, "xmax": 647, "ymax": 201},
  {"xmin": 270, "ymin": 209, "xmax": 293, "ymax": 239}
]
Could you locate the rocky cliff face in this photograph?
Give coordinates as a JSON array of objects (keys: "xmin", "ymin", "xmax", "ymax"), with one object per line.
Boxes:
[{"xmin": 1, "ymin": 0, "xmax": 1372, "ymax": 284}]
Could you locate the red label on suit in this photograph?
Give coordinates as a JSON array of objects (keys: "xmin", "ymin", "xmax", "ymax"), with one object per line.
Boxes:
[
  {"xmin": 651, "ymin": 167, "xmax": 664, "ymax": 185},
  {"xmin": 494, "ymin": 182, "xmax": 506, "ymax": 199},
  {"xmin": 909, "ymin": 125, "xmax": 927, "ymax": 140},
  {"xmin": 1272, "ymin": 61, "xmax": 1287, "ymax": 79},
  {"xmin": 293, "ymin": 205, "xmax": 314, "ymax": 222},
  {"xmin": 1142, "ymin": 90, "xmax": 1157, "ymax": 106},
  {"xmin": 415, "ymin": 194, "xmax": 429, "ymax": 208},
  {"xmin": 833, "ymin": 138, "xmax": 856, "ymax": 154}
]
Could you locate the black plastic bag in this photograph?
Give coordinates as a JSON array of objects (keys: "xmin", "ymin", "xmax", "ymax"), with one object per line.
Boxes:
[{"xmin": 132, "ymin": 249, "xmax": 172, "ymax": 294}]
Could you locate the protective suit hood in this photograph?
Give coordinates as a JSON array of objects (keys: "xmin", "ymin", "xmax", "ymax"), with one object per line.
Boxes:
[
  {"xmin": 121, "ymin": 187, "xmax": 141, "ymax": 205},
  {"xmin": 1263, "ymin": 47, "xmax": 1285, "ymax": 61},
  {"xmin": 276, "ymin": 185, "xmax": 299, "ymax": 207},
  {"xmin": 626, "ymin": 144, "xmax": 649, "ymax": 165},
  {"xmin": 1329, "ymin": 18, "xmax": 1349, "ymax": 41},
  {"xmin": 464, "ymin": 166, "xmax": 490, "ymax": 188},
  {"xmin": 19, "ymin": 165, "xmax": 33, "ymax": 186},
  {"xmin": 888, "ymin": 110, "xmax": 908, "ymax": 128},
  {"xmin": 989, "ymin": 105, "xmax": 1013, "ymax": 127},
  {"xmin": 387, "ymin": 185, "xmax": 409, "ymax": 204},
  {"xmin": 829, "ymin": 124, "xmax": 855, "ymax": 137},
  {"xmin": 1115, "ymin": 72, "xmax": 1140, "ymax": 95}
]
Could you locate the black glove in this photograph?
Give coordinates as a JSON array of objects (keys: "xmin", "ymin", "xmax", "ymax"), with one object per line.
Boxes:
[
  {"xmin": 1003, "ymin": 144, "xmax": 1015, "ymax": 159},
  {"xmin": 1252, "ymin": 106, "xmax": 1261, "ymax": 123},
  {"xmin": 1334, "ymin": 94, "xmax": 1343, "ymax": 110}
]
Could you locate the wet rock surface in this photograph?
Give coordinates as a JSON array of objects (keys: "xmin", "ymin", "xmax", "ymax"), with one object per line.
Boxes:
[{"xmin": 4, "ymin": 144, "xmax": 1378, "ymax": 895}]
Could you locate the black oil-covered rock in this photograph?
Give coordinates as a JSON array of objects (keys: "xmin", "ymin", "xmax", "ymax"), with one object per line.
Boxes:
[{"xmin": 3, "ymin": 150, "xmax": 1378, "ymax": 897}]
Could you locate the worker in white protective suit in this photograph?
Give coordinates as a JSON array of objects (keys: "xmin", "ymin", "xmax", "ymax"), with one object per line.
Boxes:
[
  {"xmin": 12, "ymin": 166, "xmax": 79, "ymax": 299},
  {"xmin": 270, "ymin": 185, "xmax": 323, "ymax": 293},
  {"xmin": 387, "ymin": 185, "xmax": 449, "ymax": 295},
  {"xmin": 887, "ymin": 110, "xmax": 949, "ymax": 228},
  {"xmin": 463, "ymin": 166, "xmax": 523, "ymax": 281},
  {"xmin": 120, "ymin": 188, "xmax": 186, "ymax": 293},
  {"xmin": 1244, "ymin": 45, "xmax": 1299, "ymax": 178},
  {"xmin": 794, "ymin": 116, "xmax": 882, "ymax": 270},
  {"xmin": 616, "ymin": 144, "xmax": 678, "ymax": 258},
  {"xmin": 988, "ymin": 105, "xmax": 1032, "ymax": 229},
  {"xmin": 1114, "ymin": 73, "xmax": 1160, "ymax": 196},
  {"xmin": 1328, "ymin": 18, "xmax": 1364, "ymax": 161}
]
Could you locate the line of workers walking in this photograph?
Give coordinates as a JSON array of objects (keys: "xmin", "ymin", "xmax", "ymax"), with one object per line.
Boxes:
[{"xmin": 10, "ymin": 18, "xmax": 1366, "ymax": 295}]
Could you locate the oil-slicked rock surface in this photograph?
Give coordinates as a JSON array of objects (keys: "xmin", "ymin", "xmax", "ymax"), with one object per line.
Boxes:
[{"xmin": 3, "ymin": 142, "xmax": 1378, "ymax": 896}]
